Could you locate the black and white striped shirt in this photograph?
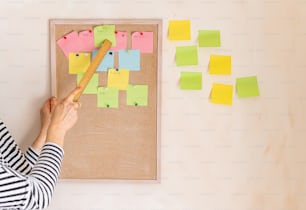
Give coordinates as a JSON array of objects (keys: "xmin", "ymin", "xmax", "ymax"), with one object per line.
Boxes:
[{"xmin": 0, "ymin": 120, "xmax": 64, "ymax": 210}]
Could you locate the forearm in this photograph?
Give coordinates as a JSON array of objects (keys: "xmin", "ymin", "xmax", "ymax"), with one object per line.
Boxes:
[
  {"xmin": 25, "ymin": 142, "xmax": 64, "ymax": 209},
  {"xmin": 0, "ymin": 120, "xmax": 33, "ymax": 174},
  {"xmin": 31, "ymin": 130, "xmax": 48, "ymax": 152}
]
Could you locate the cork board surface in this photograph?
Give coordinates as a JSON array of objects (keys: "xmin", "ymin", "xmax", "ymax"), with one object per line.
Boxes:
[{"xmin": 49, "ymin": 19, "xmax": 161, "ymax": 180}]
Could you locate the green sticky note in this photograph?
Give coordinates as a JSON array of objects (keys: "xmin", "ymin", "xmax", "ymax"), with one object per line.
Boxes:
[
  {"xmin": 198, "ymin": 30, "xmax": 221, "ymax": 47},
  {"xmin": 97, "ymin": 87, "xmax": 119, "ymax": 108},
  {"xmin": 236, "ymin": 76, "xmax": 260, "ymax": 98},
  {"xmin": 94, "ymin": 25, "xmax": 116, "ymax": 48},
  {"xmin": 180, "ymin": 72, "xmax": 202, "ymax": 90},
  {"xmin": 126, "ymin": 85, "xmax": 148, "ymax": 106},
  {"xmin": 77, "ymin": 73, "xmax": 99, "ymax": 94},
  {"xmin": 176, "ymin": 46, "xmax": 198, "ymax": 66}
]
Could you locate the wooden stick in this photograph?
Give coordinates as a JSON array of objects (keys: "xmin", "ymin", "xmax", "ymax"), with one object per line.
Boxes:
[{"xmin": 73, "ymin": 39, "xmax": 112, "ymax": 102}]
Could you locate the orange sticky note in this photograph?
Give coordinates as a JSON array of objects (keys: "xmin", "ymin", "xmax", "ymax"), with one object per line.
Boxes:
[
  {"xmin": 107, "ymin": 69, "xmax": 130, "ymax": 90},
  {"xmin": 68, "ymin": 52, "xmax": 91, "ymax": 74},
  {"xmin": 168, "ymin": 20, "xmax": 191, "ymax": 40},
  {"xmin": 209, "ymin": 55, "xmax": 232, "ymax": 75},
  {"xmin": 210, "ymin": 83, "xmax": 233, "ymax": 105}
]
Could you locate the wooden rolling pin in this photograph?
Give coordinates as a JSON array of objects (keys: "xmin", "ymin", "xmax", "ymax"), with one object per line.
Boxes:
[{"xmin": 73, "ymin": 39, "xmax": 112, "ymax": 102}]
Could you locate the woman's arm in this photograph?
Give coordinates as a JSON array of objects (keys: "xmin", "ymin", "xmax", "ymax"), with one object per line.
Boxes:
[
  {"xmin": 0, "ymin": 120, "xmax": 34, "ymax": 174},
  {"xmin": 0, "ymin": 98, "xmax": 58, "ymax": 174},
  {"xmin": 0, "ymin": 142, "xmax": 63, "ymax": 210},
  {"xmin": 0, "ymin": 88, "xmax": 81, "ymax": 210}
]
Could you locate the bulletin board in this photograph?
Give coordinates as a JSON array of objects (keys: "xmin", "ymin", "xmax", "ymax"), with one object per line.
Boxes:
[{"xmin": 49, "ymin": 19, "xmax": 162, "ymax": 180}]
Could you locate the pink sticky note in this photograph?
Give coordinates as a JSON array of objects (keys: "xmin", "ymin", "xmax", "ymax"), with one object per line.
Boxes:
[
  {"xmin": 110, "ymin": 31, "xmax": 127, "ymax": 51},
  {"xmin": 78, "ymin": 29, "xmax": 95, "ymax": 52},
  {"xmin": 57, "ymin": 31, "xmax": 79, "ymax": 57},
  {"xmin": 57, "ymin": 30, "xmax": 96, "ymax": 57},
  {"xmin": 131, "ymin": 31, "xmax": 153, "ymax": 53}
]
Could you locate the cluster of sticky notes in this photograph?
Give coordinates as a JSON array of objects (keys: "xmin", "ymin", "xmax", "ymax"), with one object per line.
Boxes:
[
  {"xmin": 57, "ymin": 25, "xmax": 154, "ymax": 109},
  {"xmin": 169, "ymin": 19, "xmax": 260, "ymax": 105}
]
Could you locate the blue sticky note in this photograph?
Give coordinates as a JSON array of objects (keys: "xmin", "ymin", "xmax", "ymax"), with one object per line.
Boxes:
[
  {"xmin": 92, "ymin": 50, "xmax": 114, "ymax": 71},
  {"xmin": 118, "ymin": 50, "xmax": 140, "ymax": 71}
]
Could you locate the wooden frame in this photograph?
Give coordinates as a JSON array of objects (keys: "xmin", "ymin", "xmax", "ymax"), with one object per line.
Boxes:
[{"xmin": 49, "ymin": 19, "xmax": 162, "ymax": 181}]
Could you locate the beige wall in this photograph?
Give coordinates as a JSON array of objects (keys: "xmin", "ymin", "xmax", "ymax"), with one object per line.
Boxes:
[{"xmin": 0, "ymin": 0, "xmax": 305, "ymax": 209}]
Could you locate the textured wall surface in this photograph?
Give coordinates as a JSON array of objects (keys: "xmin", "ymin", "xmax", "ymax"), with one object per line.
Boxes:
[{"xmin": 0, "ymin": 0, "xmax": 306, "ymax": 209}]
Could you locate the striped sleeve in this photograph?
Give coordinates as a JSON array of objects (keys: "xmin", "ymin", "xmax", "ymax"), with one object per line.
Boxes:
[
  {"xmin": 0, "ymin": 167, "xmax": 29, "ymax": 209},
  {"xmin": 24, "ymin": 142, "xmax": 64, "ymax": 210},
  {"xmin": 0, "ymin": 142, "xmax": 64, "ymax": 210},
  {"xmin": 0, "ymin": 120, "xmax": 36, "ymax": 175},
  {"xmin": 25, "ymin": 147, "xmax": 40, "ymax": 167}
]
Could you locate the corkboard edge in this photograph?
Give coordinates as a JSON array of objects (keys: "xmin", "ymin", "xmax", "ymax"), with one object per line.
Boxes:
[{"xmin": 49, "ymin": 19, "xmax": 162, "ymax": 183}]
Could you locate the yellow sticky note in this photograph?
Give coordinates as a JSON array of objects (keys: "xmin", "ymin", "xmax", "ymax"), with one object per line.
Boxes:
[
  {"xmin": 107, "ymin": 69, "xmax": 130, "ymax": 90},
  {"xmin": 69, "ymin": 52, "xmax": 91, "ymax": 74},
  {"xmin": 168, "ymin": 20, "xmax": 191, "ymax": 40},
  {"xmin": 210, "ymin": 83, "xmax": 233, "ymax": 105},
  {"xmin": 209, "ymin": 55, "xmax": 231, "ymax": 75}
]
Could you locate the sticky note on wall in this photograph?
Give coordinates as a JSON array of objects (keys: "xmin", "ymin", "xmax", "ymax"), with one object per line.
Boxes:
[
  {"xmin": 97, "ymin": 87, "xmax": 119, "ymax": 108},
  {"xmin": 77, "ymin": 73, "xmax": 99, "ymax": 94},
  {"xmin": 107, "ymin": 69, "xmax": 130, "ymax": 90},
  {"xmin": 209, "ymin": 55, "xmax": 231, "ymax": 75},
  {"xmin": 180, "ymin": 72, "xmax": 202, "ymax": 90},
  {"xmin": 69, "ymin": 52, "xmax": 91, "ymax": 74},
  {"xmin": 236, "ymin": 76, "xmax": 260, "ymax": 98},
  {"xmin": 176, "ymin": 46, "xmax": 198, "ymax": 66},
  {"xmin": 210, "ymin": 83, "xmax": 233, "ymax": 105},
  {"xmin": 198, "ymin": 30, "xmax": 221, "ymax": 47},
  {"xmin": 118, "ymin": 50, "xmax": 140, "ymax": 71},
  {"xmin": 111, "ymin": 31, "xmax": 127, "ymax": 51},
  {"xmin": 168, "ymin": 20, "xmax": 191, "ymax": 40},
  {"xmin": 126, "ymin": 85, "xmax": 148, "ymax": 106},
  {"xmin": 132, "ymin": 32, "xmax": 154, "ymax": 53},
  {"xmin": 92, "ymin": 50, "xmax": 114, "ymax": 71},
  {"xmin": 94, "ymin": 25, "xmax": 116, "ymax": 48}
]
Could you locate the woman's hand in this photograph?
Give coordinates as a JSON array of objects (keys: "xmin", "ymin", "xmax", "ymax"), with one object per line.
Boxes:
[
  {"xmin": 46, "ymin": 88, "xmax": 82, "ymax": 148},
  {"xmin": 40, "ymin": 97, "xmax": 58, "ymax": 135},
  {"xmin": 31, "ymin": 97, "xmax": 58, "ymax": 152}
]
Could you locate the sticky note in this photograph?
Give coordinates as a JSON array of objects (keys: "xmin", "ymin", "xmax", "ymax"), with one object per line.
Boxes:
[
  {"xmin": 94, "ymin": 25, "xmax": 116, "ymax": 48},
  {"xmin": 77, "ymin": 73, "xmax": 99, "ymax": 94},
  {"xmin": 210, "ymin": 83, "xmax": 233, "ymax": 105},
  {"xmin": 107, "ymin": 69, "xmax": 130, "ymax": 90},
  {"xmin": 69, "ymin": 52, "xmax": 91, "ymax": 74},
  {"xmin": 176, "ymin": 46, "xmax": 198, "ymax": 66},
  {"xmin": 209, "ymin": 55, "xmax": 231, "ymax": 75},
  {"xmin": 92, "ymin": 50, "xmax": 114, "ymax": 71},
  {"xmin": 97, "ymin": 87, "xmax": 119, "ymax": 108},
  {"xmin": 132, "ymin": 32, "xmax": 154, "ymax": 53},
  {"xmin": 180, "ymin": 72, "xmax": 202, "ymax": 90},
  {"xmin": 168, "ymin": 20, "xmax": 191, "ymax": 40},
  {"xmin": 198, "ymin": 30, "xmax": 221, "ymax": 47},
  {"xmin": 127, "ymin": 85, "xmax": 148, "ymax": 106},
  {"xmin": 118, "ymin": 50, "xmax": 140, "ymax": 71},
  {"xmin": 78, "ymin": 29, "xmax": 96, "ymax": 52},
  {"xmin": 110, "ymin": 31, "xmax": 127, "ymax": 51},
  {"xmin": 236, "ymin": 76, "xmax": 260, "ymax": 98},
  {"xmin": 57, "ymin": 31, "xmax": 79, "ymax": 57},
  {"xmin": 57, "ymin": 30, "xmax": 96, "ymax": 58}
]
